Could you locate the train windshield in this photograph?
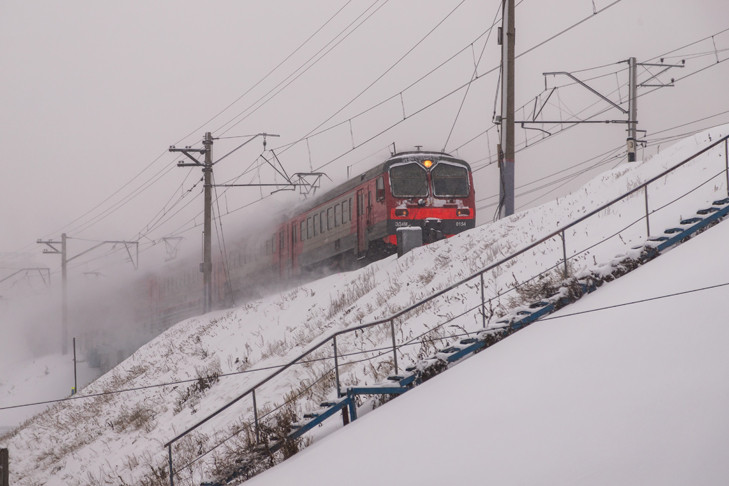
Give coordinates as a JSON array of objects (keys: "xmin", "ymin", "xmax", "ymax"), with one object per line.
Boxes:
[
  {"xmin": 389, "ymin": 163, "xmax": 428, "ymax": 197},
  {"xmin": 432, "ymin": 163, "xmax": 469, "ymax": 197}
]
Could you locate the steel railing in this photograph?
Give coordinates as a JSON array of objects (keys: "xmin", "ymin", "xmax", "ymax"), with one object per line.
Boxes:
[{"xmin": 165, "ymin": 134, "xmax": 729, "ymax": 485}]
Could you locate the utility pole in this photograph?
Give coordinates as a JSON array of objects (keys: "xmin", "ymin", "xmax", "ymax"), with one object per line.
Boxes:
[
  {"xmin": 498, "ymin": 0, "xmax": 516, "ymax": 218},
  {"xmin": 627, "ymin": 57, "xmax": 638, "ymax": 162},
  {"xmin": 170, "ymin": 132, "xmax": 288, "ymax": 314},
  {"xmin": 202, "ymin": 132, "xmax": 213, "ymax": 314},
  {"xmin": 170, "ymin": 133, "xmax": 213, "ymax": 314},
  {"xmin": 38, "ymin": 234, "xmax": 139, "ymax": 355}
]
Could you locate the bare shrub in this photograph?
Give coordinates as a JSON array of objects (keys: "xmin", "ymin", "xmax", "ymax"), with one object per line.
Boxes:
[
  {"xmin": 174, "ymin": 360, "xmax": 222, "ymax": 414},
  {"xmin": 113, "ymin": 402, "xmax": 156, "ymax": 433},
  {"xmin": 509, "ymin": 269, "xmax": 563, "ymax": 306},
  {"xmin": 326, "ymin": 267, "xmax": 376, "ymax": 319}
]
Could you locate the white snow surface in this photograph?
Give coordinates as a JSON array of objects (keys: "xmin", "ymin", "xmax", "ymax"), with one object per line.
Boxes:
[
  {"xmin": 247, "ymin": 199, "xmax": 729, "ymax": 486},
  {"xmin": 2, "ymin": 125, "xmax": 729, "ymax": 485}
]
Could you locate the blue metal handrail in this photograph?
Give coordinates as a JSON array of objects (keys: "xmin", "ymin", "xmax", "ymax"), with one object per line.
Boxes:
[{"xmin": 165, "ymin": 134, "xmax": 729, "ymax": 484}]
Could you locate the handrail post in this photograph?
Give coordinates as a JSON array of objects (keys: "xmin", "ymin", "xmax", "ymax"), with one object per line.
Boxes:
[
  {"xmin": 333, "ymin": 336, "xmax": 341, "ymax": 397},
  {"xmin": 168, "ymin": 444, "xmax": 174, "ymax": 486},
  {"xmin": 725, "ymin": 138, "xmax": 728, "ymax": 197},
  {"xmin": 390, "ymin": 319, "xmax": 399, "ymax": 374},
  {"xmin": 560, "ymin": 230, "xmax": 568, "ymax": 278},
  {"xmin": 480, "ymin": 273, "xmax": 486, "ymax": 329},
  {"xmin": 644, "ymin": 185, "xmax": 651, "ymax": 237},
  {"xmin": 252, "ymin": 389, "xmax": 260, "ymax": 444}
]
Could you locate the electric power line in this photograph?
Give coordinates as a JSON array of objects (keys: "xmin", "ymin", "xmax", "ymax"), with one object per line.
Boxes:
[{"xmin": 3, "ymin": 278, "xmax": 727, "ymax": 412}]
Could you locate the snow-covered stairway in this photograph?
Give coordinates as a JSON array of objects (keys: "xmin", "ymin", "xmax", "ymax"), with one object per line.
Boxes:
[
  {"xmin": 198, "ymin": 195, "xmax": 729, "ymax": 485},
  {"xmin": 196, "ymin": 191, "xmax": 729, "ymax": 486},
  {"xmin": 296, "ymin": 198, "xmax": 707, "ymax": 418},
  {"xmin": 179, "ymin": 133, "xmax": 729, "ymax": 486},
  {"xmin": 295, "ymin": 196, "xmax": 729, "ymax": 429}
]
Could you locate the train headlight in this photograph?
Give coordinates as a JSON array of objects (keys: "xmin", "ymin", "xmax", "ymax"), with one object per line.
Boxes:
[
  {"xmin": 395, "ymin": 209, "xmax": 409, "ymax": 217},
  {"xmin": 422, "ymin": 159, "xmax": 433, "ymax": 169},
  {"xmin": 456, "ymin": 208, "xmax": 471, "ymax": 217}
]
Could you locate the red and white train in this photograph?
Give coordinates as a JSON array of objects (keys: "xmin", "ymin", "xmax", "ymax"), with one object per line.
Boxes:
[{"xmin": 148, "ymin": 151, "xmax": 475, "ymax": 328}]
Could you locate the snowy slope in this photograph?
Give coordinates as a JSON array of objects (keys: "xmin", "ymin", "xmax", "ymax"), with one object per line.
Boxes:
[
  {"xmin": 246, "ymin": 216, "xmax": 729, "ymax": 486},
  {"xmin": 0, "ymin": 354, "xmax": 97, "ymax": 430},
  {"xmin": 1, "ymin": 125, "xmax": 728, "ymax": 485}
]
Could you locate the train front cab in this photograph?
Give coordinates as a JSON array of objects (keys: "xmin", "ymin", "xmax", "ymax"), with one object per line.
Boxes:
[{"xmin": 383, "ymin": 153, "xmax": 475, "ymax": 245}]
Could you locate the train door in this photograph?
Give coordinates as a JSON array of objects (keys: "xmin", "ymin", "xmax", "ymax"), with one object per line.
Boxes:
[{"xmin": 356, "ymin": 189, "xmax": 367, "ymax": 256}]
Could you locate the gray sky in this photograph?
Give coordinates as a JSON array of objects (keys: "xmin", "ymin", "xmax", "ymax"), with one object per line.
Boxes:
[{"xmin": 1, "ymin": 0, "xmax": 728, "ymax": 275}]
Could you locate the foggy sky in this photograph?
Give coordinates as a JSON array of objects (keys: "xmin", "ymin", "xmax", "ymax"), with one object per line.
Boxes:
[{"xmin": 1, "ymin": 0, "xmax": 728, "ymax": 278}]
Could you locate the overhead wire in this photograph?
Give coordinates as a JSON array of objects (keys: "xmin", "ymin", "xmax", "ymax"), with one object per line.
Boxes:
[
  {"xmin": 132, "ymin": 0, "xmax": 635, "ymax": 238},
  {"xmin": 44, "ymin": 1, "xmax": 717, "ymax": 276},
  {"xmin": 3, "ymin": 277, "xmax": 729, "ymax": 412},
  {"xmin": 25, "ymin": 1, "xmax": 358, "ymax": 255},
  {"xmin": 442, "ymin": 1, "xmax": 501, "ymax": 151},
  {"xmin": 215, "ymin": 0, "xmax": 390, "ymax": 137},
  {"xmin": 44, "ymin": 0, "xmax": 626, "ymax": 256},
  {"xmin": 173, "ymin": 0, "xmax": 355, "ymax": 146},
  {"xmin": 276, "ymin": 0, "xmax": 469, "ymax": 155},
  {"xmin": 475, "ymin": 105, "xmax": 729, "ymax": 215}
]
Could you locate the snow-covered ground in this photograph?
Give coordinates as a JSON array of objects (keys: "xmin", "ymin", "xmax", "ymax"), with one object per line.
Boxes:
[
  {"xmin": 247, "ymin": 214, "xmax": 729, "ymax": 486},
  {"xmin": 0, "ymin": 353, "xmax": 97, "ymax": 430},
  {"xmin": 1, "ymin": 125, "xmax": 728, "ymax": 484}
]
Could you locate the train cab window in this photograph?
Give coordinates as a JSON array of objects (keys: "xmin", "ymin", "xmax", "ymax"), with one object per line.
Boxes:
[
  {"xmin": 432, "ymin": 163, "xmax": 469, "ymax": 197},
  {"xmin": 327, "ymin": 207, "xmax": 333, "ymax": 230},
  {"xmin": 376, "ymin": 176, "xmax": 385, "ymax": 201},
  {"xmin": 389, "ymin": 163, "xmax": 428, "ymax": 197}
]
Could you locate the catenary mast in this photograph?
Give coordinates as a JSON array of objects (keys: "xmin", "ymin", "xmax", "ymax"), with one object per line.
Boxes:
[{"xmin": 498, "ymin": 0, "xmax": 516, "ymax": 218}]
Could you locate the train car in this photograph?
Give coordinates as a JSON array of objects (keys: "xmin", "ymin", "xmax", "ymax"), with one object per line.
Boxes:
[
  {"xmin": 86, "ymin": 151, "xmax": 475, "ymax": 370},
  {"xmin": 269, "ymin": 151, "xmax": 475, "ymax": 277},
  {"xmin": 142, "ymin": 151, "xmax": 475, "ymax": 329}
]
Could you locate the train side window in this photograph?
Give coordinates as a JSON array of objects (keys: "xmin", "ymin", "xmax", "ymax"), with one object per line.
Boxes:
[
  {"xmin": 279, "ymin": 231, "xmax": 284, "ymax": 251},
  {"xmin": 376, "ymin": 176, "xmax": 385, "ymax": 201},
  {"xmin": 358, "ymin": 193, "xmax": 364, "ymax": 216},
  {"xmin": 312, "ymin": 215, "xmax": 318, "ymax": 237},
  {"xmin": 334, "ymin": 204, "xmax": 340, "ymax": 226},
  {"xmin": 327, "ymin": 207, "xmax": 333, "ymax": 230},
  {"xmin": 293, "ymin": 225, "xmax": 297, "ymax": 243},
  {"xmin": 320, "ymin": 210, "xmax": 325, "ymax": 233},
  {"xmin": 301, "ymin": 221, "xmax": 306, "ymax": 240}
]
